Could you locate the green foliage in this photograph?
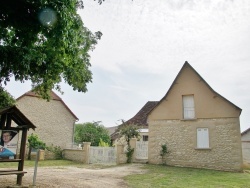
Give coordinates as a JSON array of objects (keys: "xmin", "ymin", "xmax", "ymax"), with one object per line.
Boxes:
[
  {"xmin": 118, "ymin": 124, "xmax": 140, "ymax": 146},
  {"xmin": 0, "ymin": 0, "xmax": 102, "ymax": 99},
  {"xmin": 160, "ymin": 143, "xmax": 169, "ymax": 165},
  {"xmin": 74, "ymin": 122, "xmax": 110, "ymax": 146},
  {"xmin": 99, "ymin": 138, "xmax": 110, "ymax": 147},
  {"xmin": 118, "ymin": 123, "xmax": 140, "ymax": 163},
  {"xmin": 0, "ymin": 86, "xmax": 16, "ymax": 109},
  {"xmin": 46, "ymin": 145, "xmax": 64, "ymax": 160},
  {"xmin": 27, "ymin": 133, "xmax": 46, "ymax": 160},
  {"xmin": 126, "ymin": 146, "xmax": 134, "ymax": 163},
  {"xmin": 28, "ymin": 133, "xmax": 46, "ymax": 149},
  {"xmin": 0, "ymin": 160, "xmax": 80, "ymax": 168}
]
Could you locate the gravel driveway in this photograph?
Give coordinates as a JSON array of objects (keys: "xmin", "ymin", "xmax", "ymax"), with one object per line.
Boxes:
[{"xmin": 0, "ymin": 164, "xmax": 146, "ymax": 188}]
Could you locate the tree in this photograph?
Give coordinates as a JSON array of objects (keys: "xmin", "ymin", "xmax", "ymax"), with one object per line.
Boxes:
[
  {"xmin": 27, "ymin": 133, "xmax": 46, "ymax": 160},
  {"xmin": 74, "ymin": 122, "xmax": 110, "ymax": 146},
  {"xmin": 118, "ymin": 123, "xmax": 140, "ymax": 163},
  {"xmin": 0, "ymin": 0, "xmax": 102, "ymax": 99},
  {"xmin": 0, "ymin": 87, "xmax": 15, "ymax": 109}
]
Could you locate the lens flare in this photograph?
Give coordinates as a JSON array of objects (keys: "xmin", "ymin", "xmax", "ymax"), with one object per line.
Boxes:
[{"xmin": 38, "ymin": 8, "xmax": 57, "ymax": 27}]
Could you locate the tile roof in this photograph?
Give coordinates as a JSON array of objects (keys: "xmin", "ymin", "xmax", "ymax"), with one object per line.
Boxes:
[
  {"xmin": 17, "ymin": 90, "xmax": 61, "ymax": 100},
  {"xmin": 124, "ymin": 101, "xmax": 159, "ymax": 127},
  {"xmin": 110, "ymin": 101, "xmax": 158, "ymax": 139},
  {"xmin": 106, "ymin": 126, "xmax": 118, "ymax": 135}
]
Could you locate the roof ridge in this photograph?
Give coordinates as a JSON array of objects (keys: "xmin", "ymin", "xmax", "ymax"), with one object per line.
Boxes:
[
  {"xmin": 16, "ymin": 90, "xmax": 62, "ymax": 101},
  {"xmin": 16, "ymin": 90, "xmax": 78, "ymax": 120}
]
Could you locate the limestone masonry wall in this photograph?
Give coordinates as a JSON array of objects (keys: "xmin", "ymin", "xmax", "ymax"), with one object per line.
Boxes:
[
  {"xmin": 148, "ymin": 118, "xmax": 243, "ymax": 171},
  {"xmin": 64, "ymin": 149, "xmax": 86, "ymax": 163},
  {"xmin": 17, "ymin": 96, "xmax": 76, "ymax": 149}
]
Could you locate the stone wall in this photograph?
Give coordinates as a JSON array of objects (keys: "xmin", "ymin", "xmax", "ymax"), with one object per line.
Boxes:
[
  {"xmin": 17, "ymin": 96, "xmax": 76, "ymax": 149},
  {"xmin": 116, "ymin": 144, "xmax": 127, "ymax": 164},
  {"xmin": 63, "ymin": 149, "xmax": 86, "ymax": 163},
  {"xmin": 148, "ymin": 118, "xmax": 243, "ymax": 171}
]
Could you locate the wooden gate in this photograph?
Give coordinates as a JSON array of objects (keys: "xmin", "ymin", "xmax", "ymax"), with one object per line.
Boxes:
[
  {"xmin": 89, "ymin": 146, "xmax": 116, "ymax": 164},
  {"xmin": 135, "ymin": 141, "xmax": 148, "ymax": 159}
]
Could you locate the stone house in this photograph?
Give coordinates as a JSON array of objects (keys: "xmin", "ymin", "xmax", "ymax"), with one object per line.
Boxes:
[
  {"xmin": 241, "ymin": 128, "xmax": 250, "ymax": 165},
  {"xmin": 147, "ymin": 61, "xmax": 243, "ymax": 171},
  {"xmin": 16, "ymin": 91, "xmax": 78, "ymax": 149}
]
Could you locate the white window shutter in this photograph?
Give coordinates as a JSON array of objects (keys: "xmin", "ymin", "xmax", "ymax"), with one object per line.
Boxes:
[
  {"xmin": 183, "ymin": 95, "xmax": 195, "ymax": 119},
  {"xmin": 197, "ymin": 128, "xmax": 209, "ymax": 148}
]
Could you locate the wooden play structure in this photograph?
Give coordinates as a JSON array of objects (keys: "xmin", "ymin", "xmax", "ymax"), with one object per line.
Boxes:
[{"xmin": 0, "ymin": 105, "xmax": 36, "ymax": 186}]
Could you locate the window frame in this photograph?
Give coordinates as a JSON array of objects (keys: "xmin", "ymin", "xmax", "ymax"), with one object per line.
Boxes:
[
  {"xmin": 196, "ymin": 128, "xmax": 210, "ymax": 149},
  {"xmin": 182, "ymin": 95, "xmax": 195, "ymax": 120},
  {"xmin": 142, "ymin": 135, "xmax": 148, "ymax": 142}
]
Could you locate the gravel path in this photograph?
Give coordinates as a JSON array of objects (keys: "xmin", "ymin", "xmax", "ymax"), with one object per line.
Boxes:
[{"xmin": 0, "ymin": 164, "xmax": 146, "ymax": 188}]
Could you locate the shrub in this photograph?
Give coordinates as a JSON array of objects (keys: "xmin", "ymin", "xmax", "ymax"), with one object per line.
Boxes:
[
  {"xmin": 46, "ymin": 145, "xmax": 63, "ymax": 160},
  {"xmin": 27, "ymin": 133, "xmax": 46, "ymax": 160},
  {"xmin": 99, "ymin": 138, "xmax": 110, "ymax": 147},
  {"xmin": 160, "ymin": 143, "xmax": 169, "ymax": 165}
]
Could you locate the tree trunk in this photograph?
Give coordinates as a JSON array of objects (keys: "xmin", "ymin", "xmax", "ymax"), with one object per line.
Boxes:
[{"xmin": 28, "ymin": 146, "xmax": 32, "ymax": 160}]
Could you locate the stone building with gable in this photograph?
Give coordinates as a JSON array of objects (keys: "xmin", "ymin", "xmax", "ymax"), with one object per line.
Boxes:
[
  {"xmin": 147, "ymin": 62, "xmax": 243, "ymax": 171},
  {"xmin": 16, "ymin": 90, "xmax": 78, "ymax": 149}
]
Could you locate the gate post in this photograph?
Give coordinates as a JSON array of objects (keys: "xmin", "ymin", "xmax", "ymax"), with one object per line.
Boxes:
[
  {"xmin": 83, "ymin": 142, "xmax": 91, "ymax": 164},
  {"xmin": 116, "ymin": 144, "xmax": 125, "ymax": 164},
  {"xmin": 130, "ymin": 138, "xmax": 137, "ymax": 162}
]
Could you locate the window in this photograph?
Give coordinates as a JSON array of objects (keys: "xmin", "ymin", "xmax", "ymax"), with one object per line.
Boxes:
[
  {"xmin": 142, "ymin": 135, "xmax": 148, "ymax": 142},
  {"xmin": 183, "ymin": 95, "xmax": 195, "ymax": 119},
  {"xmin": 197, "ymin": 128, "xmax": 209, "ymax": 148}
]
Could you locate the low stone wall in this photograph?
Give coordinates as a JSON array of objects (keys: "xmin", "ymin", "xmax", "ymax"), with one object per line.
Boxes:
[
  {"xmin": 24, "ymin": 149, "xmax": 54, "ymax": 160},
  {"xmin": 63, "ymin": 149, "xmax": 85, "ymax": 163},
  {"xmin": 45, "ymin": 150, "xmax": 56, "ymax": 160}
]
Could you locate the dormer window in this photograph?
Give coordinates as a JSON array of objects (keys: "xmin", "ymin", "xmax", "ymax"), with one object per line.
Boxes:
[{"xmin": 182, "ymin": 95, "xmax": 195, "ymax": 119}]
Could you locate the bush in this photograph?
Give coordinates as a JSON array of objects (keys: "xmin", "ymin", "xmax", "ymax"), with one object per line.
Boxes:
[
  {"xmin": 27, "ymin": 133, "xmax": 46, "ymax": 160},
  {"xmin": 99, "ymin": 138, "xmax": 110, "ymax": 147},
  {"xmin": 46, "ymin": 145, "xmax": 63, "ymax": 160},
  {"xmin": 160, "ymin": 143, "xmax": 169, "ymax": 165},
  {"xmin": 126, "ymin": 146, "xmax": 134, "ymax": 163}
]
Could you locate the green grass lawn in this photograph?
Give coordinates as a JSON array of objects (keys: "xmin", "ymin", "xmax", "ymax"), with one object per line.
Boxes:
[
  {"xmin": 0, "ymin": 159, "xmax": 78, "ymax": 168},
  {"xmin": 125, "ymin": 164, "xmax": 250, "ymax": 188}
]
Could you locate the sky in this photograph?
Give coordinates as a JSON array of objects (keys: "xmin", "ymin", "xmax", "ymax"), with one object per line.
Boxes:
[{"xmin": 6, "ymin": 0, "xmax": 250, "ymax": 132}]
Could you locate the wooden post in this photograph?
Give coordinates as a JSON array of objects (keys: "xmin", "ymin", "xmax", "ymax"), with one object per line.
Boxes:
[
  {"xmin": 0, "ymin": 113, "xmax": 6, "ymax": 129},
  {"xmin": 6, "ymin": 115, "xmax": 12, "ymax": 129},
  {"xmin": 17, "ymin": 129, "xmax": 27, "ymax": 185}
]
